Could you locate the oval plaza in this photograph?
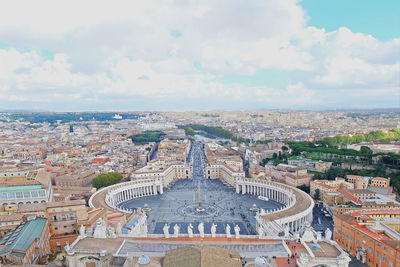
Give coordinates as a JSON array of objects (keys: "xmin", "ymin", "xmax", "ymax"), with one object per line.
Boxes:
[{"xmin": 90, "ymin": 141, "xmax": 314, "ymax": 238}]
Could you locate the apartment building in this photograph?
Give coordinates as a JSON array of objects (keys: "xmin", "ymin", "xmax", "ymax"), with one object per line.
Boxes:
[
  {"xmin": 310, "ymin": 178, "xmax": 354, "ymax": 204},
  {"xmin": 55, "ymin": 169, "xmax": 97, "ymax": 187},
  {"xmin": 371, "ymin": 177, "xmax": 391, "ymax": 187},
  {"xmin": 265, "ymin": 164, "xmax": 313, "ymax": 187},
  {"xmin": 347, "ymin": 175, "xmax": 370, "ymax": 189},
  {"xmin": 334, "ymin": 209, "xmax": 400, "ymax": 267}
]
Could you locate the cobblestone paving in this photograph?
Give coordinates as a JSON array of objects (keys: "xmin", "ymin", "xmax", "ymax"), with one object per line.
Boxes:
[{"xmin": 119, "ymin": 142, "xmax": 283, "ymax": 235}]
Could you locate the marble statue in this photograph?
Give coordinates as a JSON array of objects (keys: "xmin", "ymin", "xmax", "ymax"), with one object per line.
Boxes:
[
  {"xmin": 173, "ymin": 224, "xmax": 180, "ymax": 238},
  {"xmin": 226, "ymin": 224, "xmax": 231, "ymax": 238},
  {"xmin": 79, "ymin": 224, "xmax": 86, "ymax": 237},
  {"xmin": 116, "ymin": 222, "xmax": 122, "ymax": 235},
  {"xmin": 234, "ymin": 224, "xmax": 240, "ymax": 239},
  {"xmin": 188, "ymin": 224, "xmax": 194, "ymax": 238},
  {"xmin": 198, "ymin": 222, "xmax": 204, "ymax": 238},
  {"xmin": 325, "ymin": 228, "xmax": 332, "ymax": 240},
  {"xmin": 211, "ymin": 223, "xmax": 217, "ymax": 238},
  {"xmin": 284, "ymin": 225, "xmax": 290, "ymax": 237},
  {"xmin": 258, "ymin": 227, "xmax": 264, "ymax": 239},
  {"xmin": 93, "ymin": 218, "xmax": 107, "ymax": 238},
  {"xmin": 316, "ymin": 232, "xmax": 322, "ymax": 241},
  {"xmin": 65, "ymin": 241, "xmax": 70, "ymax": 251},
  {"xmin": 163, "ymin": 224, "xmax": 170, "ymax": 238}
]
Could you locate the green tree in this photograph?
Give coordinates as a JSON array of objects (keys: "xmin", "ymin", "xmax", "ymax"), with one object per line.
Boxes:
[
  {"xmin": 297, "ymin": 185, "xmax": 310, "ymax": 194},
  {"xmin": 92, "ymin": 172, "xmax": 123, "ymax": 189},
  {"xmin": 360, "ymin": 146, "xmax": 373, "ymax": 155},
  {"xmin": 314, "ymin": 188, "xmax": 320, "ymax": 200}
]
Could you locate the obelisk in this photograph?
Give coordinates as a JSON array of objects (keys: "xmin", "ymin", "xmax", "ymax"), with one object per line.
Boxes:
[{"xmin": 196, "ymin": 181, "xmax": 205, "ymax": 212}]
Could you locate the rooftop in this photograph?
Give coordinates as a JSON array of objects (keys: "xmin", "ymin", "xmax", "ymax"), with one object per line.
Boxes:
[
  {"xmin": 305, "ymin": 241, "xmax": 341, "ymax": 258},
  {"xmin": 0, "ymin": 217, "xmax": 47, "ymax": 255}
]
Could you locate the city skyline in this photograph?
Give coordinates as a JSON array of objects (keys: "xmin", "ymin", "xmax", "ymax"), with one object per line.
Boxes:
[{"xmin": 0, "ymin": 0, "xmax": 399, "ymax": 111}]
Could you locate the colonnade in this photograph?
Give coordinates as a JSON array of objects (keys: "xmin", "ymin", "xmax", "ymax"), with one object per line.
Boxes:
[
  {"xmin": 236, "ymin": 178, "xmax": 314, "ymax": 235},
  {"xmin": 237, "ymin": 182, "xmax": 294, "ymax": 206},
  {"xmin": 88, "ymin": 178, "xmax": 163, "ymax": 212},
  {"xmin": 108, "ymin": 182, "xmax": 163, "ymax": 208}
]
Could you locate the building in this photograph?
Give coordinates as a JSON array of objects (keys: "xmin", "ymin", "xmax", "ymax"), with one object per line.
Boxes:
[
  {"xmin": 310, "ymin": 178, "xmax": 354, "ymax": 205},
  {"xmin": 334, "ymin": 208, "xmax": 400, "ymax": 267},
  {"xmin": 132, "ymin": 163, "xmax": 191, "ymax": 187},
  {"xmin": 55, "ymin": 169, "xmax": 97, "ymax": 187},
  {"xmin": 288, "ymin": 156, "xmax": 332, "ymax": 172},
  {"xmin": 0, "ymin": 217, "xmax": 50, "ymax": 265},
  {"xmin": 265, "ymin": 164, "xmax": 313, "ymax": 187},
  {"xmin": 65, "ymin": 223, "xmax": 350, "ymax": 267},
  {"xmin": 0, "ymin": 169, "xmax": 53, "ymax": 206},
  {"xmin": 205, "ymin": 163, "xmax": 245, "ymax": 186},
  {"xmin": 347, "ymin": 175, "xmax": 370, "ymax": 189},
  {"xmin": 371, "ymin": 177, "xmax": 390, "ymax": 187},
  {"xmin": 0, "ymin": 214, "xmax": 23, "ymax": 237}
]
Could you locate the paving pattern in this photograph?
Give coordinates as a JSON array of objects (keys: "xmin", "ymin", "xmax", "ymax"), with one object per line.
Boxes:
[{"xmin": 118, "ymin": 142, "xmax": 283, "ymax": 235}]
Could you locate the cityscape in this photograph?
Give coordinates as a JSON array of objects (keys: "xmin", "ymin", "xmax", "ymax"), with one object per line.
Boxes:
[{"xmin": 0, "ymin": 1, "xmax": 399, "ymax": 267}]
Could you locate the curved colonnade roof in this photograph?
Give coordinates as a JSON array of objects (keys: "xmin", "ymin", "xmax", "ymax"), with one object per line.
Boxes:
[
  {"xmin": 90, "ymin": 179, "xmax": 313, "ymax": 222},
  {"xmin": 261, "ymin": 185, "xmax": 312, "ymax": 221}
]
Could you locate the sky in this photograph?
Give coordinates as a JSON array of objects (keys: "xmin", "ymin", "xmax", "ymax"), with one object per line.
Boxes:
[{"xmin": 0, "ymin": 0, "xmax": 399, "ymax": 111}]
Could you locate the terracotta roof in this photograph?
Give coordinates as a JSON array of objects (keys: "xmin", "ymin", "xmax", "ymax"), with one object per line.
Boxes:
[
  {"xmin": 349, "ymin": 208, "xmax": 400, "ymax": 217},
  {"xmin": 163, "ymin": 246, "xmax": 241, "ymax": 267},
  {"xmin": 338, "ymin": 190, "xmax": 362, "ymax": 205},
  {"xmin": 336, "ymin": 213, "xmax": 357, "ymax": 224}
]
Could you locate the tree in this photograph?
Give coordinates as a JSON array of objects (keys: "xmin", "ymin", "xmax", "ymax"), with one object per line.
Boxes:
[
  {"xmin": 282, "ymin": 146, "xmax": 289, "ymax": 152},
  {"xmin": 360, "ymin": 146, "xmax": 373, "ymax": 155},
  {"xmin": 314, "ymin": 188, "xmax": 320, "ymax": 200},
  {"xmin": 184, "ymin": 126, "xmax": 195, "ymax": 136},
  {"xmin": 92, "ymin": 172, "xmax": 123, "ymax": 189},
  {"xmin": 297, "ymin": 185, "xmax": 310, "ymax": 194}
]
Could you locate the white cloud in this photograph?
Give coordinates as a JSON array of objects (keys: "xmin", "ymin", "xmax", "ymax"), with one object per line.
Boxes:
[{"xmin": 0, "ymin": 0, "xmax": 398, "ymax": 110}]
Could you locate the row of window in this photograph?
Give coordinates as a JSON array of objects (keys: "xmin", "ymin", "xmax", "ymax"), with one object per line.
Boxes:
[
  {"xmin": 52, "ymin": 213, "xmax": 75, "ymax": 221},
  {"xmin": 0, "ymin": 190, "xmax": 46, "ymax": 200}
]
